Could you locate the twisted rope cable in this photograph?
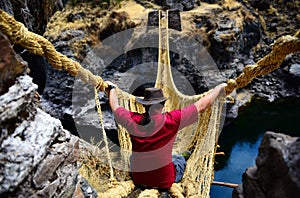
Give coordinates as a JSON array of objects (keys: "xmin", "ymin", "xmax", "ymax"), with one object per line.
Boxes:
[
  {"xmin": 97, "ymin": 180, "xmax": 135, "ymax": 198},
  {"xmin": 1, "ymin": 7, "xmax": 300, "ymax": 197},
  {"xmin": 0, "ymin": 9, "xmax": 107, "ymax": 91},
  {"xmin": 225, "ymin": 31, "xmax": 300, "ymax": 95},
  {"xmin": 1, "ymin": 8, "xmax": 299, "ymax": 105}
]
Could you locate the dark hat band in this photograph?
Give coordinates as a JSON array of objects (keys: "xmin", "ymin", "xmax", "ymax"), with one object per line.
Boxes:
[{"xmin": 135, "ymin": 88, "xmax": 168, "ymax": 105}]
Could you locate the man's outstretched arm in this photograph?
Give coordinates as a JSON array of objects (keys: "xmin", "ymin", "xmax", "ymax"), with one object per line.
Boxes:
[
  {"xmin": 194, "ymin": 83, "xmax": 227, "ymax": 113},
  {"xmin": 106, "ymin": 81, "xmax": 119, "ymax": 112}
]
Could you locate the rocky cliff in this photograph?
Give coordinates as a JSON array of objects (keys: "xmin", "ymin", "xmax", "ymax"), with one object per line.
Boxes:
[
  {"xmin": 0, "ymin": 0, "xmax": 299, "ymax": 197},
  {"xmin": 37, "ymin": 0, "xmax": 300, "ymax": 129},
  {"xmin": 0, "ymin": 0, "xmax": 67, "ymax": 35},
  {"xmin": 233, "ymin": 131, "xmax": 300, "ymax": 198},
  {"xmin": 0, "ymin": 32, "xmax": 92, "ymax": 198}
]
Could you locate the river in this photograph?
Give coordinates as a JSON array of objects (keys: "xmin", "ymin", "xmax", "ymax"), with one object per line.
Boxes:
[
  {"xmin": 210, "ymin": 97, "xmax": 300, "ymax": 197},
  {"xmin": 73, "ymin": 95, "xmax": 299, "ymax": 197}
]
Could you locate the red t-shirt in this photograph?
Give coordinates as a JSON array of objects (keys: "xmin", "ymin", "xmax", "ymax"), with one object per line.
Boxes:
[{"xmin": 114, "ymin": 104, "xmax": 198, "ymax": 189}]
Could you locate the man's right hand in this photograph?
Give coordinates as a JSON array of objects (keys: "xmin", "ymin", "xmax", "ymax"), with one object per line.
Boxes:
[
  {"xmin": 105, "ymin": 81, "xmax": 119, "ymax": 111},
  {"xmin": 194, "ymin": 83, "xmax": 227, "ymax": 113}
]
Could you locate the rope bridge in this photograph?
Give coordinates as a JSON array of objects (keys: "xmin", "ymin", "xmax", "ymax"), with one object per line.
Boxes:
[{"xmin": 1, "ymin": 8, "xmax": 300, "ymax": 197}]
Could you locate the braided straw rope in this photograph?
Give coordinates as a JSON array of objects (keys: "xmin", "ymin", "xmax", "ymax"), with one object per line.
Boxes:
[
  {"xmin": 225, "ymin": 29, "xmax": 300, "ymax": 95},
  {"xmin": 0, "ymin": 9, "xmax": 108, "ymax": 91},
  {"xmin": 138, "ymin": 189, "xmax": 160, "ymax": 198},
  {"xmin": 1, "ymin": 7, "xmax": 300, "ymax": 197},
  {"xmin": 97, "ymin": 180, "xmax": 135, "ymax": 198}
]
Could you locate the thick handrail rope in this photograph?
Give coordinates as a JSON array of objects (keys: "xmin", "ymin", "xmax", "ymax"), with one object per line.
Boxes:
[
  {"xmin": 0, "ymin": 9, "xmax": 108, "ymax": 92},
  {"xmin": 1, "ymin": 8, "xmax": 299, "ymax": 103},
  {"xmin": 0, "ymin": 8, "xmax": 120, "ymax": 193},
  {"xmin": 225, "ymin": 31, "xmax": 300, "ymax": 95},
  {"xmin": 1, "ymin": 7, "xmax": 300, "ymax": 197}
]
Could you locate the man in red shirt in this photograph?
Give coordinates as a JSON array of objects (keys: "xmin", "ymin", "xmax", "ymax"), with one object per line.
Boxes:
[{"xmin": 106, "ymin": 81, "xmax": 226, "ymax": 191}]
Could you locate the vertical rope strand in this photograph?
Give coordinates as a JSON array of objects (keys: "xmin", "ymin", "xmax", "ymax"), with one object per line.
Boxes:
[{"xmin": 94, "ymin": 88, "xmax": 115, "ymax": 181}]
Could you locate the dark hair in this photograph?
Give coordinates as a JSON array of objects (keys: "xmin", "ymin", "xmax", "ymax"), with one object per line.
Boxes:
[{"xmin": 138, "ymin": 101, "xmax": 165, "ymax": 126}]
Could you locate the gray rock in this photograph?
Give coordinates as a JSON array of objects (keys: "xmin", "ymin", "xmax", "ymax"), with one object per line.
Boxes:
[
  {"xmin": 250, "ymin": 0, "xmax": 270, "ymax": 10},
  {"xmin": 0, "ymin": 35, "xmax": 92, "ymax": 197},
  {"xmin": 210, "ymin": 15, "xmax": 260, "ymax": 68},
  {"xmin": 233, "ymin": 131, "xmax": 300, "ymax": 198},
  {"xmin": 0, "ymin": 0, "xmax": 13, "ymax": 15},
  {"xmin": 201, "ymin": 0, "xmax": 222, "ymax": 3},
  {"xmin": 289, "ymin": 64, "xmax": 300, "ymax": 77},
  {"xmin": 154, "ymin": 0, "xmax": 196, "ymax": 11},
  {"xmin": 1, "ymin": 103, "xmax": 63, "ymax": 191},
  {"xmin": 0, "ymin": 0, "xmax": 67, "ymax": 35},
  {"xmin": 79, "ymin": 177, "xmax": 98, "ymax": 198},
  {"xmin": 0, "ymin": 75, "xmax": 37, "ymax": 143},
  {"xmin": 0, "ymin": 77, "xmax": 82, "ymax": 197},
  {"xmin": 0, "ymin": 33, "xmax": 28, "ymax": 95},
  {"xmin": 21, "ymin": 51, "xmax": 48, "ymax": 95},
  {"xmin": 0, "ymin": 75, "xmax": 76, "ymax": 195}
]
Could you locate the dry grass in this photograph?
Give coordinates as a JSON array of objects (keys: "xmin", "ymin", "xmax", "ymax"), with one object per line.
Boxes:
[
  {"xmin": 78, "ymin": 138, "xmax": 131, "ymax": 193},
  {"xmin": 44, "ymin": 1, "xmax": 136, "ymax": 60},
  {"xmin": 79, "ymin": 139, "xmax": 111, "ymax": 192}
]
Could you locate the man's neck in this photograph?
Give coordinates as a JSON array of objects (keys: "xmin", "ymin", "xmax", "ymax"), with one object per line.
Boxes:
[{"xmin": 148, "ymin": 107, "xmax": 163, "ymax": 115}]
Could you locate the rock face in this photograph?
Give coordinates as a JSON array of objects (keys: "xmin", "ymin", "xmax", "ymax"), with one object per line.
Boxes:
[
  {"xmin": 0, "ymin": 28, "xmax": 85, "ymax": 198},
  {"xmin": 28, "ymin": 0, "xmax": 299, "ymax": 134},
  {"xmin": 0, "ymin": 0, "xmax": 67, "ymax": 95},
  {"xmin": 233, "ymin": 131, "xmax": 300, "ymax": 198},
  {"xmin": 154, "ymin": 0, "xmax": 196, "ymax": 11},
  {"xmin": 0, "ymin": 1, "xmax": 299, "ymax": 197},
  {"xmin": 21, "ymin": 52, "xmax": 48, "ymax": 95},
  {"xmin": 250, "ymin": 0, "xmax": 270, "ymax": 10},
  {"xmin": 40, "ymin": 6, "xmax": 137, "ymax": 138},
  {"xmin": 0, "ymin": 0, "xmax": 66, "ymax": 35},
  {"xmin": 0, "ymin": 33, "xmax": 28, "ymax": 95},
  {"xmin": 0, "ymin": 79, "xmax": 84, "ymax": 197}
]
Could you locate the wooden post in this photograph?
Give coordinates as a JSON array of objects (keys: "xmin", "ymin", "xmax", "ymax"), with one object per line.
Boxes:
[{"xmin": 212, "ymin": 181, "xmax": 239, "ymax": 188}]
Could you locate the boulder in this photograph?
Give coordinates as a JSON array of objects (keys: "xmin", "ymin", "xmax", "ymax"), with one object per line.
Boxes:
[
  {"xmin": 250, "ymin": 0, "xmax": 270, "ymax": 10},
  {"xmin": 289, "ymin": 63, "xmax": 300, "ymax": 77},
  {"xmin": 21, "ymin": 52, "xmax": 47, "ymax": 95},
  {"xmin": 0, "ymin": 33, "xmax": 27, "ymax": 95},
  {"xmin": 154, "ymin": 0, "xmax": 196, "ymax": 11},
  {"xmin": 233, "ymin": 131, "xmax": 300, "ymax": 198},
  {"xmin": 0, "ymin": 33, "xmax": 93, "ymax": 198},
  {"xmin": 0, "ymin": 75, "xmax": 81, "ymax": 197},
  {"xmin": 201, "ymin": 0, "xmax": 223, "ymax": 3},
  {"xmin": 0, "ymin": 0, "xmax": 66, "ymax": 35}
]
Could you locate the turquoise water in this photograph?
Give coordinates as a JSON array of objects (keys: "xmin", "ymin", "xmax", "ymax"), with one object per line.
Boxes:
[
  {"xmin": 73, "ymin": 96, "xmax": 300, "ymax": 197},
  {"xmin": 210, "ymin": 97, "xmax": 300, "ymax": 198}
]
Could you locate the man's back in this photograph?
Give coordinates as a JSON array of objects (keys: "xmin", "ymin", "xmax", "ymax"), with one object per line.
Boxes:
[{"xmin": 114, "ymin": 104, "xmax": 198, "ymax": 188}]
